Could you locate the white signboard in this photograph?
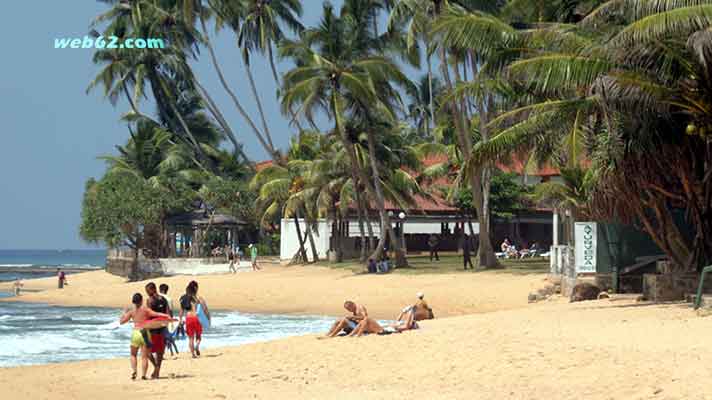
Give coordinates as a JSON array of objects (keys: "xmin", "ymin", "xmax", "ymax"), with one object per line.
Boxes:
[{"xmin": 575, "ymin": 222, "xmax": 597, "ymax": 273}]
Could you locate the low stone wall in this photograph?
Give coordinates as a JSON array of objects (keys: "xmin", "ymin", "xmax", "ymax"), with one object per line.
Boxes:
[
  {"xmin": 106, "ymin": 257, "xmax": 164, "ymax": 280},
  {"xmin": 106, "ymin": 257, "xmax": 134, "ymax": 278},
  {"xmin": 642, "ymin": 273, "xmax": 712, "ymax": 302},
  {"xmin": 594, "ymin": 274, "xmax": 644, "ymax": 293}
]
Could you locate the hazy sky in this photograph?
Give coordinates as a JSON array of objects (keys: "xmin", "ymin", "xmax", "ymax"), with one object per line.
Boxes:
[{"xmin": 0, "ymin": 1, "xmax": 349, "ymax": 250}]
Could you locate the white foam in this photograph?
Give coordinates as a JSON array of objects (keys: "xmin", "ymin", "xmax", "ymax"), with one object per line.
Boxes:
[
  {"xmin": 0, "ymin": 333, "xmax": 87, "ymax": 356},
  {"xmin": 0, "ymin": 308, "xmax": 333, "ymax": 366}
]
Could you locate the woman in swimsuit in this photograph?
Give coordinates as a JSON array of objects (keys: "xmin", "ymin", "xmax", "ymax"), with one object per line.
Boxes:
[
  {"xmin": 349, "ymin": 308, "xmax": 419, "ymax": 337},
  {"xmin": 179, "ymin": 281, "xmax": 210, "ymax": 358},
  {"xmin": 120, "ymin": 293, "xmax": 170, "ymax": 380}
]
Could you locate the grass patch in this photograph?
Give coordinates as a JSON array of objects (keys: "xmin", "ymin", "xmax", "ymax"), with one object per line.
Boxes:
[{"xmin": 310, "ymin": 254, "xmax": 550, "ymax": 276}]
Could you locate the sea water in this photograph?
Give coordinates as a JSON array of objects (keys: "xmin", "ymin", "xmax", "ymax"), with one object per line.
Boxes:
[
  {"xmin": 0, "ymin": 249, "xmax": 105, "ymax": 282},
  {"xmin": 0, "ymin": 298, "xmax": 334, "ymax": 367}
]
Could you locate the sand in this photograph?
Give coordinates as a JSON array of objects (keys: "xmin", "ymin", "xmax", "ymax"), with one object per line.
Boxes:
[
  {"xmin": 3, "ymin": 267, "xmax": 712, "ymax": 399},
  {"xmin": 0, "ymin": 265, "xmax": 546, "ymax": 318}
]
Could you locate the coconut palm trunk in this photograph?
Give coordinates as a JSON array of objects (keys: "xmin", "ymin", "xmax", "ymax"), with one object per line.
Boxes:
[
  {"xmin": 154, "ymin": 74, "xmax": 206, "ymax": 161},
  {"xmin": 440, "ymin": 47, "xmax": 500, "ymax": 268},
  {"xmin": 427, "ymin": 52, "xmax": 435, "ymax": 137},
  {"xmin": 360, "ymin": 195, "xmax": 376, "ymax": 253},
  {"xmin": 305, "ymin": 223, "xmax": 319, "ymax": 262},
  {"xmin": 331, "ymin": 92, "xmax": 405, "ymax": 266},
  {"xmin": 366, "ymin": 129, "xmax": 408, "ymax": 267},
  {"xmin": 291, "ymin": 211, "xmax": 308, "ymax": 263},
  {"xmin": 354, "ymin": 192, "xmax": 368, "ymax": 262},
  {"xmin": 267, "ymin": 45, "xmax": 305, "ymax": 133},
  {"xmin": 194, "ymin": 79, "xmax": 252, "ymax": 164},
  {"xmin": 243, "ymin": 58, "xmax": 277, "ymax": 151},
  {"xmin": 302, "ymin": 206, "xmax": 320, "ymax": 262},
  {"xmin": 198, "ymin": 11, "xmax": 280, "ymax": 164}
]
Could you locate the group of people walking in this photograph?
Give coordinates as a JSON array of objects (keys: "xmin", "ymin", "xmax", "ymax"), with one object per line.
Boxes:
[
  {"xmin": 226, "ymin": 243, "xmax": 261, "ymax": 274},
  {"xmin": 120, "ymin": 280, "xmax": 210, "ymax": 380}
]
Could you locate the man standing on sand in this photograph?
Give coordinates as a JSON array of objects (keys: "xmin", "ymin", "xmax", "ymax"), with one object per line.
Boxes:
[
  {"xmin": 249, "ymin": 244, "xmax": 260, "ymax": 271},
  {"xmin": 13, "ymin": 279, "xmax": 23, "ymax": 296},
  {"xmin": 145, "ymin": 282, "xmax": 169, "ymax": 379},
  {"xmin": 463, "ymin": 234, "xmax": 474, "ymax": 270},
  {"xmin": 57, "ymin": 268, "xmax": 67, "ymax": 289},
  {"xmin": 428, "ymin": 234, "xmax": 440, "ymax": 262},
  {"xmin": 321, "ymin": 301, "xmax": 368, "ymax": 338}
]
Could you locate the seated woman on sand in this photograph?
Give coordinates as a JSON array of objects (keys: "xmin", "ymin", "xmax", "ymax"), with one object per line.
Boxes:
[{"xmin": 394, "ymin": 292, "xmax": 434, "ymax": 322}]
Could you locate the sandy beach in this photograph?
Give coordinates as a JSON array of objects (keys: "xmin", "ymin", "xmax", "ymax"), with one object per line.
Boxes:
[
  {"xmin": 0, "ymin": 265, "xmax": 546, "ymax": 318},
  {"xmin": 2, "ymin": 266, "xmax": 712, "ymax": 399}
]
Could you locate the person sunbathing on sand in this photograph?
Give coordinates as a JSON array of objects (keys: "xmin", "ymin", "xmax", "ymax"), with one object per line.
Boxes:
[
  {"xmin": 400, "ymin": 292, "xmax": 434, "ymax": 322},
  {"xmin": 349, "ymin": 308, "xmax": 420, "ymax": 337},
  {"xmin": 120, "ymin": 293, "xmax": 171, "ymax": 380},
  {"xmin": 321, "ymin": 301, "xmax": 368, "ymax": 338}
]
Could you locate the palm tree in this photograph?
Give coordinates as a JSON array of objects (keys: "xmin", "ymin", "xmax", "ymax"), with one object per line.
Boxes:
[
  {"xmin": 250, "ymin": 160, "xmax": 315, "ymax": 263},
  {"xmin": 532, "ymin": 167, "xmax": 595, "ymax": 246},
  {"xmin": 427, "ymin": 3, "xmax": 516, "ymax": 268},
  {"xmin": 281, "ymin": 3, "xmax": 414, "ymax": 266},
  {"xmin": 442, "ymin": 1, "xmax": 712, "ymax": 269},
  {"xmin": 89, "ymin": 1, "xmax": 209, "ymax": 162},
  {"xmin": 406, "ymin": 74, "xmax": 444, "ymax": 138},
  {"xmin": 208, "ymin": 0, "xmax": 305, "ymax": 155}
]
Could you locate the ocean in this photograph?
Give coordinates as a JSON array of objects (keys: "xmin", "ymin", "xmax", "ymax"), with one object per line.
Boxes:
[
  {"xmin": 0, "ymin": 249, "xmax": 337, "ymax": 368},
  {"xmin": 0, "ymin": 249, "xmax": 106, "ymax": 282},
  {"xmin": 0, "ymin": 297, "xmax": 334, "ymax": 367}
]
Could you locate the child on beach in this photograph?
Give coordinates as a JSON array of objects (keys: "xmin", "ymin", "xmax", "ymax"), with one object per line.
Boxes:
[
  {"xmin": 119, "ymin": 293, "xmax": 171, "ymax": 380},
  {"xmin": 159, "ymin": 284, "xmax": 180, "ymax": 356}
]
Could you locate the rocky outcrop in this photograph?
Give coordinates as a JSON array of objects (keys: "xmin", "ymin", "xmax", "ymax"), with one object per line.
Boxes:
[
  {"xmin": 570, "ymin": 282, "xmax": 602, "ymax": 302},
  {"xmin": 528, "ymin": 282, "xmax": 562, "ymax": 303}
]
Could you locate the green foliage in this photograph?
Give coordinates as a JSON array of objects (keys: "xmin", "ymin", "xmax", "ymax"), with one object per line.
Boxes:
[
  {"xmin": 80, "ymin": 173, "xmax": 168, "ymax": 250},
  {"xmin": 454, "ymin": 171, "xmax": 531, "ymax": 220},
  {"xmin": 200, "ymin": 177, "xmax": 258, "ymax": 228},
  {"xmin": 531, "ymin": 167, "xmax": 595, "ymax": 218}
]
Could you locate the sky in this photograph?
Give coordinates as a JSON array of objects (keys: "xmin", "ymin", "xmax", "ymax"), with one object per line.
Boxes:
[{"xmin": 0, "ymin": 1, "xmax": 354, "ymax": 250}]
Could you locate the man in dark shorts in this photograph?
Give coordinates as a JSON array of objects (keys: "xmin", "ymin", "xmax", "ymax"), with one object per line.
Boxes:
[
  {"xmin": 145, "ymin": 282, "xmax": 169, "ymax": 379},
  {"xmin": 428, "ymin": 234, "xmax": 440, "ymax": 261},
  {"xmin": 463, "ymin": 234, "xmax": 474, "ymax": 270}
]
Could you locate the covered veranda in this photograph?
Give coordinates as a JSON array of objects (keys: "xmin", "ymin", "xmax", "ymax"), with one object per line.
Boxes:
[{"xmin": 165, "ymin": 211, "xmax": 247, "ymax": 258}]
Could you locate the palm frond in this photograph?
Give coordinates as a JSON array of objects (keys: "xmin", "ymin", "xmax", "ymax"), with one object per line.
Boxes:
[{"xmin": 611, "ymin": 5, "xmax": 712, "ymax": 45}]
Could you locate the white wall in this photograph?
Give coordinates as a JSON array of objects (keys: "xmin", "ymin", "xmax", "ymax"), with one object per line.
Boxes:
[
  {"xmin": 280, "ymin": 219, "xmax": 331, "ymax": 261},
  {"xmin": 160, "ymin": 258, "xmax": 251, "ymax": 275},
  {"xmin": 280, "ymin": 219, "xmax": 481, "ymax": 260}
]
